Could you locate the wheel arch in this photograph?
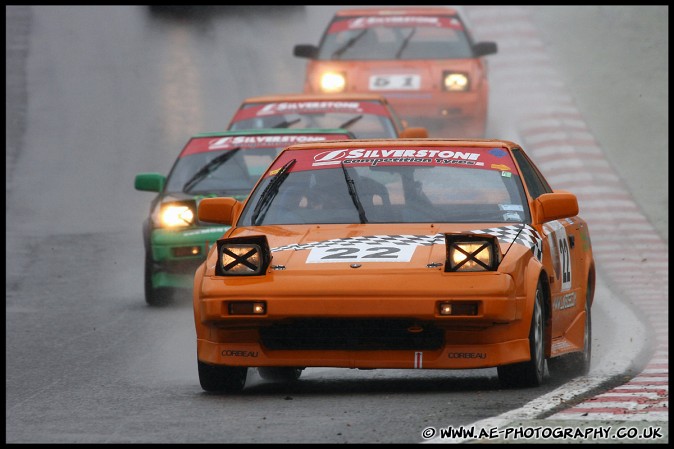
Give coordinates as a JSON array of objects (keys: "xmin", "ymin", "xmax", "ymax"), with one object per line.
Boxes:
[
  {"xmin": 586, "ymin": 261, "xmax": 596, "ymax": 308},
  {"xmin": 193, "ymin": 262, "xmax": 207, "ymax": 340},
  {"xmin": 524, "ymin": 258, "xmax": 552, "ymax": 356},
  {"xmin": 538, "ymin": 269, "xmax": 552, "ymax": 357}
]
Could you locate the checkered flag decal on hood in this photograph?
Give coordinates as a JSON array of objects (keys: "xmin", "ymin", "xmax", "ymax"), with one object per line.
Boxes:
[
  {"xmin": 471, "ymin": 224, "xmax": 543, "ymax": 262},
  {"xmin": 271, "ymin": 224, "xmax": 543, "ymax": 262}
]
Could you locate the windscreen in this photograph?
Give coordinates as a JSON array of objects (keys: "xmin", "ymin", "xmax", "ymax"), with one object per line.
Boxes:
[
  {"xmin": 238, "ymin": 145, "xmax": 531, "ymax": 226},
  {"xmin": 317, "ymin": 14, "xmax": 474, "ymax": 60},
  {"xmin": 228, "ymin": 101, "xmax": 400, "ymax": 139},
  {"xmin": 165, "ymin": 133, "xmax": 351, "ymax": 195}
]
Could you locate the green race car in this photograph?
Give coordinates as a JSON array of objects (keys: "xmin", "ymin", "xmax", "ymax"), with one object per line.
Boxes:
[{"xmin": 134, "ymin": 128, "xmax": 354, "ymax": 305}]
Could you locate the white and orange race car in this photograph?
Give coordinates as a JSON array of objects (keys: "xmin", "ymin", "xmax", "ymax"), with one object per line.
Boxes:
[
  {"xmin": 193, "ymin": 138, "xmax": 595, "ymax": 392},
  {"xmin": 293, "ymin": 7, "xmax": 497, "ymax": 138}
]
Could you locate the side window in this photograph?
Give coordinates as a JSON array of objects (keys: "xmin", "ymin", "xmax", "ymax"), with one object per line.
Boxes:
[{"xmin": 511, "ymin": 148, "xmax": 552, "ymax": 199}]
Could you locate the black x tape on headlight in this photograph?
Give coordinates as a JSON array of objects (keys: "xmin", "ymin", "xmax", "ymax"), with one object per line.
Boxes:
[
  {"xmin": 444, "ymin": 234, "xmax": 501, "ymax": 272},
  {"xmin": 215, "ymin": 235, "xmax": 271, "ymax": 276}
]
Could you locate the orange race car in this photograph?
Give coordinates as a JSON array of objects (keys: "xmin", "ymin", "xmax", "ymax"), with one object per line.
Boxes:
[
  {"xmin": 293, "ymin": 7, "xmax": 498, "ymax": 138},
  {"xmin": 193, "ymin": 138, "xmax": 595, "ymax": 392},
  {"xmin": 226, "ymin": 92, "xmax": 427, "ymax": 139}
]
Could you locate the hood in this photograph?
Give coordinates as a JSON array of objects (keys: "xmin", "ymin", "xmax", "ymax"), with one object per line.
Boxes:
[
  {"xmin": 223, "ymin": 222, "xmax": 541, "ymax": 273},
  {"xmin": 161, "ymin": 191, "xmax": 249, "ymax": 204}
]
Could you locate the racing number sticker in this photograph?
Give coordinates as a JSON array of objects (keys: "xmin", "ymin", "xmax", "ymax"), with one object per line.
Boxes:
[
  {"xmin": 559, "ymin": 236, "xmax": 571, "ymax": 285},
  {"xmin": 545, "ymin": 221, "xmax": 572, "ymax": 291},
  {"xmin": 369, "ymin": 75, "xmax": 421, "ymax": 90},
  {"xmin": 306, "ymin": 243, "xmax": 416, "ymax": 263}
]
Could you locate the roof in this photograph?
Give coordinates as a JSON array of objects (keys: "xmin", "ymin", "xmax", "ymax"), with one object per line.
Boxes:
[
  {"xmin": 193, "ymin": 128, "xmax": 355, "ymax": 138},
  {"xmin": 334, "ymin": 7, "xmax": 459, "ymax": 17},
  {"xmin": 239, "ymin": 92, "xmax": 392, "ymax": 105}
]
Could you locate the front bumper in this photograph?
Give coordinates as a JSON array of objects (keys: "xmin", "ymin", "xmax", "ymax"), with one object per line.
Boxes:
[
  {"xmin": 150, "ymin": 225, "xmax": 229, "ymax": 289},
  {"xmin": 197, "ymin": 338, "xmax": 531, "ymax": 370},
  {"xmin": 384, "ymin": 91, "xmax": 487, "ymax": 137},
  {"xmin": 196, "ymin": 271, "xmax": 532, "ymax": 369}
]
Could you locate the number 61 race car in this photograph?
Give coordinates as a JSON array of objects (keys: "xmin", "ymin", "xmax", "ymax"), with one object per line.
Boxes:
[
  {"xmin": 293, "ymin": 7, "xmax": 498, "ymax": 138},
  {"xmin": 193, "ymin": 138, "xmax": 595, "ymax": 392}
]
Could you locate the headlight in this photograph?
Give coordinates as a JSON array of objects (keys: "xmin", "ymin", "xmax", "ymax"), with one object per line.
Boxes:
[
  {"xmin": 444, "ymin": 234, "xmax": 500, "ymax": 272},
  {"xmin": 159, "ymin": 204, "xmax": 195, "ymax": 228},
  {"xmin": 319, "ymin": 72, "xmax": 346, "ymax": 93},
  {"xmin": 216, "ymin": 235, "xmax": 271, "ymax": 276},
  {"xmin": 442, "ymin": 71, "xmax": 469, "ymax": 91}
]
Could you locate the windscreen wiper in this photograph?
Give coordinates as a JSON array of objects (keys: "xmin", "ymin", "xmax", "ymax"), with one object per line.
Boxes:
[
  {"xmin": 332, "ymin": 28, "xmax": 369, "ymax": 59},
  {"xmin": 273, "ymin": 118, "xmax": 302, "ymax": 129},
  {"xmin": 395, "ymin": 27, "xmax": 416, "ymax": 59},
  {"xmin": 340, "ymin": 161, "xmax": 368, "ymax": 224},
  {"xmin": 183, "ymin": 148, "xmax": 241, "ymax": 193},
  {"xmin": 338, "ymin": 115, "xmax": 363, "ymax": 129},
  {"xmin": 250, "ymin": 159, "xmax": 296, "ymax": 225}
]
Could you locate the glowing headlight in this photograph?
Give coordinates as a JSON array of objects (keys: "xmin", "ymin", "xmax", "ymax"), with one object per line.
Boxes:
[
  {"xmin": 445, "ymin": 234, "xmax": 500, "ymax": 272},
  {"xmin": 320, "ymin": 72, "xmax": 346, "ymax": 93},
  {"xmin": 221, "ymin": 244, "xmax": 262, "ymax": 274},
  {"xmin": 443, "ymin": 72, "xmax": 469, "ymax": 91},
  {"xmin": 216, "ymin": 236, "xmax": 271, "ymax": 276},
  {"xmin": 160, "ymin": 204, "xmax": 195, "ymax": 227}
]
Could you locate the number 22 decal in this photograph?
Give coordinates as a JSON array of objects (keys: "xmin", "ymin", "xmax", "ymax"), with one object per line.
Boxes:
[
  {"xmin": 306, "ymin": 244, "xmax": 416, "ymax": 263},
  {"xmin": 558, "ymin": 236, "xmax": 571, "ymax": 287},
  {"xmin": 546, "ymin": 221, "xmax": 572, "ymax": 291},
  {"xmin": 322, "ymin": 247, "xmax": 400, "ymax": 259}
]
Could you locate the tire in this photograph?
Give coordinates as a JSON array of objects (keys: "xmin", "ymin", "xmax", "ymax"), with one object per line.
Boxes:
[
  {"xmin": 548, "ymin": 298, "xmax": 592, "ymax": 377},
  {"xmin": 498, "ymin": 284, "xmax": 546, "ymax": 388},
  {"xmin": 144, "ymin": 250, "xmax": 171, "ymax": 306},
  {"xmin": 198, "ymin": 360, "xmax": 247, "ymax": 393},
  {"xmin": 257, "ymin": 367, "xmax": 303, "ymax": 382}
]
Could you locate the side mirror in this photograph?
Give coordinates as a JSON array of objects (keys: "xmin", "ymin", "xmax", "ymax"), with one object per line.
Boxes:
[
  {"xmin": 198, "ymin": 197, "xmax": 242, "ymax": 226},
  {"xmin": 293, "ymin": 44, "xmax": 318, "ymax": 59},
  {"xmin": 473, "ymin": 41, "xmax": 498, "ymax": 57},
  {"xmin": 134, "ymin": 173, "xmax": 165, "ymax": 192},
  {"xmin": 534, "ymin": 191, "xmax": 579, "ymax": 224},
  {"xmin": 400, "ymin": 127, "xmax": 428, "ymax": 138}
]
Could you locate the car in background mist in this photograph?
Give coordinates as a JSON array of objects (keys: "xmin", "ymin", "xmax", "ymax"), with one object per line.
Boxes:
[
  {"xmin": 293, "ymin": 7, "xmax": 497, "ymax": 138},
  {"xmin": 134, "ymin": 128, "xmax": 354, "ymax": 306},
  {"xmin": 227, "ymin": 92, "xmax": 427, "ymax": 139}
]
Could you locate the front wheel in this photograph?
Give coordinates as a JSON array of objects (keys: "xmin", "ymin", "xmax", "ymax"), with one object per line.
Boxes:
[
  {"xmin": 144, "ymin": 250, "xmax": 172, "ymax": 306},
  {"xmin": 498, "ymin": 284, "xmax": 546, "ymax": 388},
  {"xmin": 549, "ymin": 298, "xmax": 592, "ymax": 377},
  {"xmin": 198, "ymin": 360, "xmax": 247, "ymax": 393}
]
